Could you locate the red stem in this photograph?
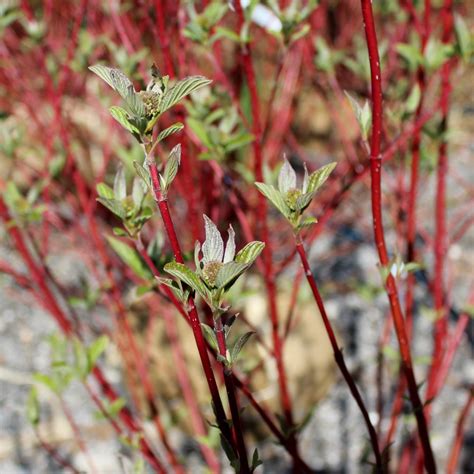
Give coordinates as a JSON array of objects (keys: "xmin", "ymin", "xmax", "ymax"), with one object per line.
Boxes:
[
  {"xmin": 425, "ymin": 0, "xmax": 454, "ymax": 409},
  {"xmin": 35, "ymin": 429, "xmax": 81, "ymax": 474},
  {"xmin": 359, "ymin": 1, "xmax": 436, "ymax": 471},
  {"xmin": 295, "ymin": 236, "xmax": 382, "ymax": 469},
  {"xmin": 214, "ymin": 317, "xmax": 250, "ymax": 472},
  {"xmin": 446, "ymin": 388, "xmax": 473, "ymax": 474},
  {"xmin": 0, "ymin": 199, "xmax": 166, "ymax": 473},
  {"xmin": 146, "ymin": 153, "xmax": 235, "ymax": 451}
]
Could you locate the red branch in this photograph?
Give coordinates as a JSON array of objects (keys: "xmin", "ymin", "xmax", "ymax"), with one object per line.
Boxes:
[{"xmin": 359, "ymin": 1, "xmax": 436, "ymax": 471}]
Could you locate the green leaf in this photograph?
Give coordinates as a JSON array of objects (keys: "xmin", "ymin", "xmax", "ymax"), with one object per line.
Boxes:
[
  {"xmin": 424, "ymin": 39, "xmax": 453, "ymax": 71},
  {"xmin": 164, "ymin": 262, "xmax": 210, "ymax": 302},
  {"xmin": 99, "ymin": 398, "xmax": 126, "ymax": 420},
  {"xmin": 160, "ymin": 76, "xmax": 212, "ymax": 114},
  {"xmin": 133, "ymin": 161, "xmax": 152, "ymax": 190},
  {"xmin": 97, "ymin": 198, "xmax": 125, "ymax": 219},
  {"xmin": 73, "ymin": 338, "xmax": 89, "ymax": 378},
  {"xmin": 106, "ymin": 235, "xmax": 151, "ymax": 280},
  {"xmin": 33, "ymin": 373, "xmax": 58, "ymax": 393},
  {"xmin": 96, "ymin": 183, "xmax": 115, "ymax": 200},
  {"xmin": 251, "ymin": 448, "xmax": 263, "ymax": 472},
  {"xmin": 215, "ymin": 261, "xmax": 249, "ymax": 289},
  {"xmin": 161, "ymin": 144, "xmax": 181, "ymax": 192},
  {"xmin": 187, "ymin": 117, "xmax": 214, "ymax": 148},
  {"xmin": 235, "ymin": 241, "xmax": 265, "ymax": 265},
  {"xmin": 345, "ymin": 92, "xmax": 372, "ymax": 140},
  {"xmin": 26, "ymin": 387, "xmax": 40, "ymax": 426},
  {"xmin": 156, "ymin": 122, "xmax": 184, "ymax": 142},
  {"xmin": 255, "ymin": 182, "xmax": 291, "ymax": 218},
  {"xmin": 124, "ymin": 86, "xmax": 145, "ymax": 118},
  {"xmin": 109, "ymin": 106, "xmax": 140, "ymax": 134},
  {"xmin": 87, "ymin": 335, "xmax": 109, "ymax": 372},
  {"xmin": 223, "ymin": 131, "xmax": 254, "ymax": 153},
  {"xmin": 454, "ymin": 14, "xmax": 472, "ymax": 62},
  {"xmin": 156, "ymin": 277, "xmax": 187, "ymax": 302},
  {"xmin": 212, "ymin": 26, "xmax": 241, "ymax": 43},
  {"xmin": 89, "ymin": 65, "xmax": 133, "ymax": 99},
  {"xmin": 296, "ymin": 216, "xmax": 318, "ymax": 231},
  {"xmin": 307, "ymin": 162, "xmax": 337, "ymax": 194},
  {"xmin": 295, "ymin": 191, "xmax": 314, "ymax": 212},
  {"xmin": 201, "ymin": 323, "xmax": 218, "ymax": 352},
  {"xmin": 396, "ymin": 43, "xmax": 424, "ymax": 70},
  {"xmin": 405, "ymin": 84, "xmax": 421, "ymax": 115},
  {"xmin": 230, "ymin": 331, "xmax": 254, "ymax": 363}
]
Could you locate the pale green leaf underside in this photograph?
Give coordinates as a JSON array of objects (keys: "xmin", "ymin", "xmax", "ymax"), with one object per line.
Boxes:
[{"xmin": 255, "ymin": 182, "xmax": 290, "ymax": 218}]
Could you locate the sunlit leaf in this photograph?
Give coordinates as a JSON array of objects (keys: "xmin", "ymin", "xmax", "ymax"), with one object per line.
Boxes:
[
  {"xmin": 160, "ymin": 76, "xmax": 212, "ymax": 113},
  {"xmin": 255, "ymin": 182, "xmax": 290, "ymax": 218}
]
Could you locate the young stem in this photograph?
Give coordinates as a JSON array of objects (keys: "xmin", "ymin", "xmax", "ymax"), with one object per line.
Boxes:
[
  {"xmin": 425, "ymin": 0, "xmax": 454, "ymax": 412},
  {"xmin": 214, "ymin": 317, "xmax": 250, "ymax": 473},
  {"xmin": 359, "ymin": 1, "xmax": 436, "ymax": 471},
  {"xmin": 144, "ymin": 146, "xmax": 235, "ymax": 451},
  {"xmin": 294, "ymin": 236, "xmax": 383, "ymax": 470},
  {"xmin": 446, "ymin": 388, "xmax": 473, "ymax": 474}
]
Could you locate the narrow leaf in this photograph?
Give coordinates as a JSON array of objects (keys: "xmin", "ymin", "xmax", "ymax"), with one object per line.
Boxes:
[
  {"xmin": 26, "ymin": 387, "xmax": 40, "ymax": 426},
  {"xmin": 201, "ymin": 323, "xmax": 218, "ymax": 352},
  {"xmin": 230, "ymin": 331, "xmax": 255, "ymax": 363},
  {"xmin": 133, "ymin": 161, "xmax": 152, "ymax": 190},
  {"xmin": 156, "ymin": 122, "xmax": 184, "ymax": 143},
  {"xmin": 87, "ymin": 335, "xmax": 109, "ymax": 372},
  {"xmin": 96, "ymin": 183, "xmax": 114, "ymax": 199},
  {"xmin": 162, "ymin": 144, "xmax": 181, "ymax": 191}
]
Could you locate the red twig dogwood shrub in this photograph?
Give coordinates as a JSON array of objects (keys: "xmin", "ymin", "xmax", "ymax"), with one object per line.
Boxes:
[{"xmin": 0, "ymin": 1, "xmax": 472, "ymax": 473}]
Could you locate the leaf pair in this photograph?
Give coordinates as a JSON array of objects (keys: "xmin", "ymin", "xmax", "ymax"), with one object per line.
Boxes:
[
  {"xmin": 89, "ymin": 64, "xmax": 211, "ymax": 140},
  {"xmin": 256, "ymin": 158, "xmax": 336, "ymax": 232}
]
